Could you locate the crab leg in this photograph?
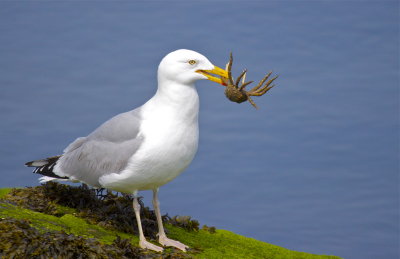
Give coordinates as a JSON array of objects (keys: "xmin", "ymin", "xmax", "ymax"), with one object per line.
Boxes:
[
  {"xmin": 252, "ymin": 85, "xmax": 275, "ymax": 96},
  {"xmin": 247, "ymin": 96, "xmax": 258, "ymax": 109},
  {"xmin": 250, "ymin": 74, "xmax": 278, "ymax": 96},
  {"xmin": 235, "ymin": 70, "xmax": 247, "ymax": 87},
  {"xmin": 242, "ymin": 70, "xmax": 247, "ymax": 84},
  {"xmin": 226, "ymin": 53, "xmax": 234, "ymax": 85},
  {"xmin": 239, "ymin": 81, "xmax": 254, "ymax": 91},
  {"xmin": 249, "ymin": 71, "xmax": 273, "ymax": 92},
  {"xmin": 236, "ymin": 70, "xmax": 254, "ymax": 91}
]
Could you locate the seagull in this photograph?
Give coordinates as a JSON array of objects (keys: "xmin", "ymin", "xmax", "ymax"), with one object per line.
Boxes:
[{"xmin": 25, "ymin": 49, "xmax": 228, "ymax": 252}]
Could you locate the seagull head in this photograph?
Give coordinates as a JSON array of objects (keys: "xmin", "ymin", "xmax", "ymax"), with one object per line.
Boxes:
[{"xmin": 158, "ymin": 49, "xmax": 228, "ymax": 86}]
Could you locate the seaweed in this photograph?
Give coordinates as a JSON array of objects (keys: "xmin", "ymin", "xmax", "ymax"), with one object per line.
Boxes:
[
  {"xmin": 167, "ymin": 216, "xmax": 200, "ymax": 232},
  {"xmin": 201, "ymin": 225, "xmax": 216, "ymax": 234},
  {"xmin": 3, "ymin": 183, "xmax": 165, "ymax": 239},
  {"xmin": 2, "ymin": 183, "xmax": 205, "ymax": 243},
  {"xmin": 0, "ymin": 218, "xmax": 145, "ymax": 259}
]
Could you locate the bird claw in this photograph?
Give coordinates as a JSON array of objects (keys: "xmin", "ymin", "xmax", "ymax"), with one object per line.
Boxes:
[
  {"xmin": 221, "ymin": 52, "xmax": 278, "ymax": 109},
  {"xmin": 159, "ymin": 235, "xmax": 189, "ymax": 251}
]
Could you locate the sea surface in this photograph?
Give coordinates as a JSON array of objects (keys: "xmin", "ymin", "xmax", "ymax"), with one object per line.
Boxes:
[{"xmin": 0, "ymin": 2, "xmax": 398, "ymax": 259}]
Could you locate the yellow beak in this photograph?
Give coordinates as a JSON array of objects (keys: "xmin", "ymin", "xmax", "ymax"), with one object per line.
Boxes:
[{"xmin": 196, "ymin": 66, "xmax": 229, "ymax": 85}]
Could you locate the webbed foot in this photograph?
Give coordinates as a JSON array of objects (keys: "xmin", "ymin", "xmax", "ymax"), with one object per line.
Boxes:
[
  {"xmin": 159, "ymin": 235, "xmax": 188, "ymax": 251},
  {"xmin": 139, "ymin": 239, "xmax": 163, "ymax": 252}
]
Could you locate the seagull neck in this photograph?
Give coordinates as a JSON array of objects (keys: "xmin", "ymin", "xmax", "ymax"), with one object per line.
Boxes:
[{"xmin": 152, "ymin": 80, "xmax": 199, "ymax": 109}]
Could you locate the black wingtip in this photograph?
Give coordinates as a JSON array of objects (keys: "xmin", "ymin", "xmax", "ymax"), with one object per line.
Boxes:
[
  {"xmin": 25, "ymin": 161, "xmax": 34, "ymax": 167},
  {"xmin": 25, "ymin": 155, "xmax": 68, "ymax": 180}
]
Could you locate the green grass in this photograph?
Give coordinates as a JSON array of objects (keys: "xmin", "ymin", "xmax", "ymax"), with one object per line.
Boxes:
[
  {"xmin": 0, "ymin": 188, "xmax": 12, "ymax": 199},
  {"xmin": 0, "ymin": 202, "xmax": 136, "ymax": 244},
  {"xmin": 166, "ymin": 225, "xmax": 338, "ymax": 259},
  {"xmin": 0, "ymin": 187, "xmax": 341, "ymax": 258}
]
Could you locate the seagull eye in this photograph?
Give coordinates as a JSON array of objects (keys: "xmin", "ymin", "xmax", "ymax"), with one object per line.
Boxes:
[{"xmin": 188, "ymin": 60, "xmax": 197, "ymax": 65}]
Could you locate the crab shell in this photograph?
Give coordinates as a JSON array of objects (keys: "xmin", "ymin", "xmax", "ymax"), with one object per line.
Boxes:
[{"xmin": 224, "ymin": 85, "xmax": 248, "ymax": 103}]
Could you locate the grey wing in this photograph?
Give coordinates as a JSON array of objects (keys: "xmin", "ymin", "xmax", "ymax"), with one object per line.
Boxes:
[{"xmin": 55, "ymin": 108, "xmax": 144, "ymax": 187}]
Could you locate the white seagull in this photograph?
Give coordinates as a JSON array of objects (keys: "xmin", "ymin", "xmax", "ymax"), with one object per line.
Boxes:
[{"xmin": 25, "ymin": 49, "xmax": 229, "ymax": 252}]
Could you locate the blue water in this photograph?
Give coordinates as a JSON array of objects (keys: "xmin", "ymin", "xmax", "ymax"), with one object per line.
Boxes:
[{"xmin": 0, "ymin": 2, "xmax": 398, "ymax": 258}]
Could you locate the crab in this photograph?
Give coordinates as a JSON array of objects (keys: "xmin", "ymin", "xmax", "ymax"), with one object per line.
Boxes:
[{"xmin": 221, "ymin": 53, "xmax": 278, "ymax": 109}]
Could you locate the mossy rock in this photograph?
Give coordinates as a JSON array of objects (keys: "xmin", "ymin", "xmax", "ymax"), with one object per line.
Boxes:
[{"xmin": 0, "ymin": 183, "xmax": 341, "ymax": 258}]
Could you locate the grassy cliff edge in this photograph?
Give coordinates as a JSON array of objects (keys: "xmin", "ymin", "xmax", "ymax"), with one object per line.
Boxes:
[{"xmin": 0, "ymin": 185, "xmax": 341, "ymax": 259}]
